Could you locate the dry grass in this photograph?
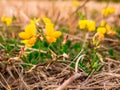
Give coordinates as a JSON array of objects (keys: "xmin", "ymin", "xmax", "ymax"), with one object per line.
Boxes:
[{"xmin": 1, "ymin": 56, "xmax": 120, "ymax": 90}]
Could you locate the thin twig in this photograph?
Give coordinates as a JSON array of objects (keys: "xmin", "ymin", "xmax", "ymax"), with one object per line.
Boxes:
[
  {"xmin": 0, "ymin": 73, "xmax": 11, "ymax": 90},
  {"xmin": 56, "ymin": 73, "xmax": 81, "ymax": 90},
  {"xmin": 105, "ymin": 58, "xmax": 120, "ymax": 64}
]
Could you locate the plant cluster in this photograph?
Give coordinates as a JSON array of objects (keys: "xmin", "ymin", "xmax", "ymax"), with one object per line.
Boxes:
[{"xmin": 0, "ymin": 1, "xmax": 118, "ymax": 76}]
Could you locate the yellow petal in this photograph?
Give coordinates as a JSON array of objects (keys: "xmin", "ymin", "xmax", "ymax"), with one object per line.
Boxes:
[
  {"xmin": 46, "ymin": 36, "xmax": 56, "ymax": 43},
  {"xmin": 21, "ymin": 37, "xmax": 36, "ymax": 47},
  {"xmin": 21, "ymin": 40, "xmax": 28, "ymax": 44},
  {"xmin": 45, "ymin": 23, "xmax": 54, "ymax": 34},
  {"xmin": 22, "ymin": 40, "xmax": 32, "ymax": 47},
  {"xmin": 105, "ymin": 24, "xmax": 111, "ymax": 32},
  {"xmin": 30, "ymin": 18, "xmax": 40, "ymax": 24},
  {"xmin": 6, "ymin": 18, "xmax": 12, "ymax": 26},
  {"xmin": 1, "ymin": 15, "xmax": 12, "ymax": 26},
  {"xmin": 97, "ymin": 27, "xmax": 106, "ymax": 34},
  {"xmin": 42, "ymin": 17, "xmax": 52, "ymax": 24},
  {"xmin": 27, "ymin": 37, "xmax": 36, "ymax": 45},
  {"xmin": 109, "ymin": 8, "xmax": 115, "ymax": 14},
  {"xmin": 19, "ymin": 32, "xmax": 32, "ymax": 39},
  {"xmin": 78, "ymin": 20, "xmax": 87, "ymax": 30},
  {"xmin": 25, "ymin": 24, "xmax": 36, "ymax": 36},
  {"xmin": 87, "ymin": 21, "xmax": 96, "ymax": 32},
  {"xmin": 52, "ymin": 31, "xmax": 62, "ymax": 38},
  {"xmin": 102, "ymin": 8, "xmax": 108, "ymax": 17}
]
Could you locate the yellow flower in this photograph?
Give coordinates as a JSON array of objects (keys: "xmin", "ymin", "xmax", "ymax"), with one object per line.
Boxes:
[
  {"xmin": 45, "ymin": 22, "xmax": 62, "ymax": 43},
  {"xmin": 97, "ymin": 27, "xmax": 106, "ymax": 34},
  {"xmin": 19, "ymin": 24, "xmax": 37, "ymax": 47},
  {"xmin": 1, "ymin": 15, "xmax": 12, "ymax": 26},
  {"xmin": 102, "ymin": 7, "xmax": 115, "ymax": 17},
  {"xmin": 87, "ymin": 21, "xmax": 96, "ymax": 32},
  {"xmin": 100, "ymin": 21, "xmax": 116, "ymax": 36},
  {"xmin": 19, "ymin": 24, "xmax": 36, "ymax": 39},
  {"xmin": 78, "ymin": 20, "xmax": 96, "ymax": 32},
  {"xmin": 72, "ymin": 0, "xmax": 79, "ymax": 7},
  {"xmin": 78, "ymin": 20, "xmax": 88, "ymax": 30},
  {"xmin": 42, "ymin": 17, "xmax": 62, "ymax": 43}
]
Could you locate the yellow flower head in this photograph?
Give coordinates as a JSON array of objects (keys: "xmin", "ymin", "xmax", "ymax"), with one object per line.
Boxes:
[
  {"xmin": 72, "ymin": 0, "xmax": 79, "ymax": 7},
  {"xmin": 100, "ymin": 22, "xmax": 116, "ymax": 36},
  {"xmin": 1, "ymin": 15, "xmax": 12, "ymax": 26},
  {"xmin": 78, "ymin": 20, "xmax": 96, "ymax": 32},
  {"xmin": 87, "ymin": 21, "xmax": 96, "ymax": 32},
  {"xmin": 42, "ymin": 17, "xmax": 62, "ymax": 43},
  {"xmin": 19, "ymin": 24, "xmax": 36, "ymax": 39},
  {"xmin": 97, "ymin": 27, "xmax": 106, "ymax": 34},
  {"xmin": 78, "ymin": 20, "xmax": 88, "ymax": 30},
  {"xmin": 102, "ymin": 7, "xmax": 115, "ymax": 17},
  {"xmin": 45, "ymin": 23, "xmax": 62, "ymax": 43},
  {"xmin": 19, "ymin": 24, "xmax": 37, "ymax": 47}
]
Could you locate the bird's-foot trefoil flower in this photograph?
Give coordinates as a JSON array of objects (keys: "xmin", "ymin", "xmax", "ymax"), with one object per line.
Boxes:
[
  {"xmin": 78, "ymin": 20, "xmax": 96, "ymax": 32},
  {"xmin": 19, "ymin": 24, "xmax": 37, "ymax": 47},
  {"xmin": 97, "ymin": 27, "xmax": 106, "ymax": 34},
  {"xmin": 102, "ymin": 7, "xmax": 115, "ymax": 17},
  {"xmin": 100, "ymin": 21, "xmax": 116, "ymax": 36},
  {"xmin": 43, "ymin": 17, "xmax": 62, "ymax": 43},
  {"xmin": 1, "ymin": 15, "xmax": 12, "ymax": 26}
]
